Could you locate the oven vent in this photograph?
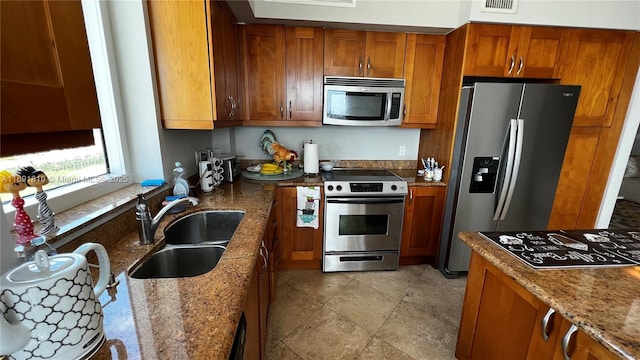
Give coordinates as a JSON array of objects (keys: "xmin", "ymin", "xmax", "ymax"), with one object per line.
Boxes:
[
  {"xmin": 324, "ymin": 76, "xmax": 405, "ymax": 88},
  {"xmin": 481, "ymin": 0, "xmax": 518, "ymax": 13}
]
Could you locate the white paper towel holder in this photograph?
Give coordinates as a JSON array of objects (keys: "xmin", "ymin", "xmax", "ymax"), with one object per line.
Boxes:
[{"xmin": 303, "ymin": 140, "xmax": 319, "ymax": 176}]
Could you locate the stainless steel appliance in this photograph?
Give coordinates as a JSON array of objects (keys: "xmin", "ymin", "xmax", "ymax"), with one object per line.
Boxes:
[
  {"xmin": 323, "ymin": 76, "xmax": 405, "ymax": 126},
  {"xmin": 322, "ymin": 169, "xmax": 408, "ymax": 272},
  {"xmin": 221, "ymin": 155, "xmax": 240, "ymax": 182},
  {"xmin": 229, "ymin": 313, "xmax": 246, "ymax": 360},
  {"xmin": 438, "ymin": 82, "xmax": 581, "ymax": 278}
]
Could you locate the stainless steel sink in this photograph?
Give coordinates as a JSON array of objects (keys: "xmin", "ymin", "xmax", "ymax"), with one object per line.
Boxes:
[
  {"xmin": 129, "ymin": 245, "xmax": 226, "ymax": 279},
  {"xmin": 129, "ymin": 210, "xmax": 244, "ymax": 279},
  {"xmin": 163, "ymin": 210, "xmax": 245, "ymax": 245}
]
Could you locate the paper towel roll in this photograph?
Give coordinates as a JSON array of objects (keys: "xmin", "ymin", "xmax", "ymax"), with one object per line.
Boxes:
[{"xmin": 304, "ymin": 143, "xmax": 319, "ymax": 175}]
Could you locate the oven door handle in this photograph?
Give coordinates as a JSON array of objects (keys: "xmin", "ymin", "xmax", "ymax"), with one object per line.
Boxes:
[{"xmin": 327, "ymin": 198, "xmax": 404, "ymax": 205}]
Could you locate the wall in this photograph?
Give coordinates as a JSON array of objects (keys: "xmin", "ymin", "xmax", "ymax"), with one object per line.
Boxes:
[
  {"xmin": 467, "ymin": 0, "xmax": 640, "ymax": 31},
  {"xmin": 632, "ymin": 129, "xmax": 640, "ymax": 155},
  {"xmin": 107, "ymin": 0, "xmax": 213, "ymax": 181},
  {"xmin": 231, "ymin": 126, "xmax": 421, "ymax": 161},
  {"xmin": 598, "ymin": 70, "xmax": 640, "ymax": 226},
  {"xmin": 249, "ymin": 0, "xmax": 462, "ymax": 31},
  {"xmin": 246, "ymin": 0, "xmax": 640, "ymax": 31}
]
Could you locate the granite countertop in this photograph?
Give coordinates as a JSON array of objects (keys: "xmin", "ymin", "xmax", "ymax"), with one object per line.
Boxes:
[
  {"xmin": 91, "ymin": 180, "xmax": 275, "ymax": 360},
  {"xmin": 459, "ymin": 232, "xmax": 640, "ymax": 360},
  {"xmin": 240, "ymin": 168, "xmax": 446, "ymax": 187},
  {"xmin": 74, "ymin": 170, "xmax": 442, "ymax": 359}
]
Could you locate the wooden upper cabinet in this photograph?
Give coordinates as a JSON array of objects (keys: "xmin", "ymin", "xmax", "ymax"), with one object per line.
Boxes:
[
  {"xmin": 463, "ymin": 24, "xmax": 512, "ymax": 76},
  {"xmin": 285, "ymin": 27, "xmax": 324, "ymax": 122},
  {"xmin": 212, "ymin": 0, "xmax": 242, "ymax": 122},
  {"xmin": 147, "ymin": 0, "xmax": 241, "ymax": 129},
  {"xmin": 241, "ymin": 25, "xmax": 286, "ymax": 121},
  {"xmin": 463, "ymin": 24, "xmax": 566, "ymax": 79},
  {"xmin": 0, "ymin": 0, "xmax": 100, "ymax": 136},
  {"xmin": 148, "ymin": 0, "xmax": 213, "ymax": 129},
  {"xmin": 515, "ymin": 26, "xmax": 568, "ymax": 78},
  {"xmin": 365, "ymin": 32, "xmax": 407, "ymax": 78},
  {"xmin": 401, "ymin": 34, "xmax": 445, "ymax": 128},
  {"xmin": 556, "ymin": 29, "xmax": 637, "ymax": 127},
  {"xmin": 324, "ymin": 29, "xmax": 366, "ymax": 76},
  {"xmin": 324, "ymin": 29, "xmax": 406, "ymax": 78},
  {"xmin": 241, "ymin": 25, "xmax": 323, "ymax": 125}
]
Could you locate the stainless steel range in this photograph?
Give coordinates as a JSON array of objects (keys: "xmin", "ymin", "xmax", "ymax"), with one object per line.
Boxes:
[{"xmin": 322, "ymin": 169, "xmax": 408, "ymax": 272}]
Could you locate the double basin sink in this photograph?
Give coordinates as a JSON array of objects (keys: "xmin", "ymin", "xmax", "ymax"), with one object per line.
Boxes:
[{"xmin": 129, "ymin": 210, "xmax": 245, "ymax": 279}]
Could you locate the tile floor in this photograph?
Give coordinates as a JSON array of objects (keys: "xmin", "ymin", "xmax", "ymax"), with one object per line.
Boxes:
[{"xmin": 264, "ymin": 265, "xmax": 468, "ymax": 360}]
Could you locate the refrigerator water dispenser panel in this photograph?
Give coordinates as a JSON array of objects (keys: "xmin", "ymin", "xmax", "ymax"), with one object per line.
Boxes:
[{"xmin": 469, "ymin": 157, "xmax": 499, "ymax": 193}]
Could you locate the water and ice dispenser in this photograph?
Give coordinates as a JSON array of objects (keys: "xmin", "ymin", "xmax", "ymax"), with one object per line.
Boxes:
[{"xmin": 469, "ymin": 157, "xmax": 500, "ymax": 193}]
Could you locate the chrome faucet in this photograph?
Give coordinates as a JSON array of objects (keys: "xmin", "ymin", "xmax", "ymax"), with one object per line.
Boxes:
[{"xmin": 136, "ymin": 194, "xmax": 199, "ymax": 245}]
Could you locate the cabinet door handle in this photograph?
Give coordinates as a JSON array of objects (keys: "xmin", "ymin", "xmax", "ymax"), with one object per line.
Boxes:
[
  {"xmin": 262, "ymin": 240, "xmax": 270, "ymax": 262},
  {"xmin": 289, "ymin": 100, "xmax": 292, "ymax": 119},
  {"xmin": 561, "ymin": 324, "xmax": 579, "ymax": 360},
  {"xmin": 367, "ymin": 56, "xmax": 372, "ymax": 76},
  {"xmin": 230, "ymin": 95, "xmax": 237, "ymax": 117},
  {"xmin": 541, "ymin": 308, "xmax": 556, "ymax": 342},
  {"xmin": 358, "ymin": 56, "xmax": 363, "ymax": 75},
  {"xmin": 508, "ymin": 55, "xmax": 515, "ymax": 75},
  {"xmin": 403, "ymin": 104, "xmax": 407, "ymax": 117},
  {"xmin": 409, "ymin": 189, "xmax": 413, "ymax": 201},
  {"xmin": 259, "ymin": 241, "xmax": 268, "ymax": 275},
  {"xmin": 280, "ymin": 103, "xmax": 284, "ymax": 119},
  {"xmin": 225, "ymin": 95, "xmax": 232, "ymax": 117},
  {"xmin": 516, "ymin": 55, "xmax": 524, "ymax": 76}
]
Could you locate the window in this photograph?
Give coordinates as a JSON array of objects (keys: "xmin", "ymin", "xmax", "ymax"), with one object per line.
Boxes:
[
  {"xmin": 2, "ymin": 0, "xmax": 131, "ymax": 222},
  {"xmin": 0, "ymin": 130, "xmax": 108, "ymax": 203}
]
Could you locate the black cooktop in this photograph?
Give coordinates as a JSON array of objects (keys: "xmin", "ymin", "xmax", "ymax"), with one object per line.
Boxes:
[
  {"xmin": 480, "ymin": 229, "xmax": 640, "ymax": 269},
  {"xmin": 321, "ymin": 169, "xmax": 402, "ymax": 182}
]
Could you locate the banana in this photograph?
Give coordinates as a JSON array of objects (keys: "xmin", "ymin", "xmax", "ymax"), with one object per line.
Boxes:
[
  {"xmin": 260, "ymin": 163, "xmax": 283, "ymax": 175},
  {"xmin": 260, "ymin": 168, "xmax": 283, "ymax": 175},
  {"xmin": 261, "ymin": 163, "xmax": 280, "ymax": 170}
]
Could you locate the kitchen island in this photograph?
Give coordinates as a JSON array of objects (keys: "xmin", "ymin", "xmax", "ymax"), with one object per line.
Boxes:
[{"xmin": 457, "ymin": 232, "xmax": 640, "ymax": 360}]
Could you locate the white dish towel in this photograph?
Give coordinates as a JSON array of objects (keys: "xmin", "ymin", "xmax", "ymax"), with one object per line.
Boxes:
[{"xmin": 296, "ymin": 186, "xmax": 320, "ymax": 229}]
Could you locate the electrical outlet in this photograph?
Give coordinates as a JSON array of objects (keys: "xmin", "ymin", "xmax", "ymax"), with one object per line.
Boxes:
[{"xmin": 399, "ymin": 145, "xmax": 407, "ymax": 156}]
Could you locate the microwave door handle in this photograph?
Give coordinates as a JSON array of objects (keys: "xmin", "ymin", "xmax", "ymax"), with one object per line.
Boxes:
[{"xmin": 384, "ymin": 94, "xmax": 392, "ymax": 120}]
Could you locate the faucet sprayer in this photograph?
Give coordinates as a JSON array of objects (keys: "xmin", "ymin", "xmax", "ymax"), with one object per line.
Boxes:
[{"xmin": 136, "ymin": 194, "xmax": 199, "ymax": 245}]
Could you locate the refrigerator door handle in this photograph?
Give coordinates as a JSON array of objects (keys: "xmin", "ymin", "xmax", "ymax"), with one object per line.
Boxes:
[
  {"xmin": 500, "ymin": 119, "xmax": 525, "ymax": 220},
  {"xmin": 493, "ymin": 119, "xmax": 518, "ymax": 221}
]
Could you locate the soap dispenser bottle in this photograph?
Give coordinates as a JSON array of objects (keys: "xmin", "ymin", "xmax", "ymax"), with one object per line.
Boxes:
[{"xmin": 172, "ymin": 161, "xmax": 189, "ymax": 197}]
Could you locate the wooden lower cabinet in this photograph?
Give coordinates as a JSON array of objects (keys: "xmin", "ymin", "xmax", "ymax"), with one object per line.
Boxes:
[
  {"xmin": 244, "ymin": 203, "xmax": 277, "ymax": 360},
  {"xmin": 277, "ymin": 186, "xmax": 324, "ymax": 269},
  {"xmin": 267, "ymin": 200, "xmax": 279, "ymax": 301},
  {"xmin": 399, "ymin": 186, "xmax": 446, "ymax": 265},
  {"xmin": 457, "ymin": 252, "xmax": 616, "ymax": 360},
  {"xmin": 244, "ymin": 244, "xmax": 270, "ymax": 359},
  {"xmin": 243, "ymin": 257, "xmax": 261, "ymax": 360}
]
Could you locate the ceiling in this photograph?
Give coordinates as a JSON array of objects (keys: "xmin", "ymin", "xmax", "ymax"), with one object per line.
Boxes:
[{"xmin": 225, "ymin": 0, "xmax": 454, "ymax": 34}]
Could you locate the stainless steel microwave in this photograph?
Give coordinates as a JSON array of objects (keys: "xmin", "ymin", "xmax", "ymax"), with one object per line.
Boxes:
[{"xmin": 323, "ymin": 76, "xmax": 405, "ymax": 126}]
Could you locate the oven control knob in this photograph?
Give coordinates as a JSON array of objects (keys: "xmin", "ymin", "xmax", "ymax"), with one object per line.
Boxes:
[
  {"xmin": 327, "ymin": 185, "xmax": 334, "ymax": 191},
  {"xmin": 391, "ymin": 185, "xmax": 397, "ymax": 191},
  {"xmin": 336, "ymin": 185, "xmax": 343, "ymax": 192}
]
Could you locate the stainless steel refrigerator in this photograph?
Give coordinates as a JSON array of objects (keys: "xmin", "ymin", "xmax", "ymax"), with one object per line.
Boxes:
[{"xmin": 438, "ymin": 82, "xmax": 581, "ymax": 278}]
